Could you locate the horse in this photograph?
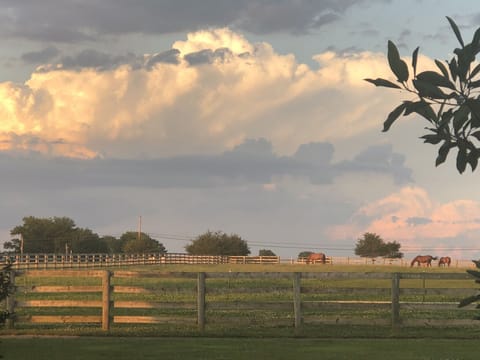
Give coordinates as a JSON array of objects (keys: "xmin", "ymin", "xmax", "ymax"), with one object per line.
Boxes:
[
  {"xmin": 438, "ymin": 256, "xmax": 451, "ymax": 267},
  {"xmin": 410, "ymin": 255, "xmax": 438, "ymax": 267},
  {"xmin": 307, "ymin": 252, "xmax": 326, "ymax": 264}
]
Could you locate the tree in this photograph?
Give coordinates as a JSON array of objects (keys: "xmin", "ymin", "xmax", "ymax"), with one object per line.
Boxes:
[
  {"xmin": 73, "ymin": 229, "xmax": 108, "ymax": 253},
  {"xmin": 101, "ymin": 235, "xmax": 124, "ymax": 254},
  {"xmin": 120, "ymin": 231, "xmax": 166, "ymax": 254},
  {"xmin": 365, "ymin": 17, "xmax": 480, "ymax": 173},
  {"xmin": 298, "ymin": 251, "xmax": 314, "ymax": 258},
  {"xmin": 354, "ymin": 232, "xmax": 403, "ymax": 259},
  {"xmin": 258, "ymin": 249, "xmax": 276, "ymax": 256},
  {"xmin": 8, "ymin": 216, "xmax": 101, "ymax": 253},
  {"xmin": 383, "ymin": 241, "xmax": 404, "ymax": 259},
  {"xmin": 185, "ymin": 231, "xmax": 250, "ymax": 256}
]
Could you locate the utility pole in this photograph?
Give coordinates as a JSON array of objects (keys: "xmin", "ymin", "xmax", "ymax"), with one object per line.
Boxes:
[
  {"xmin": 20, "ymin": 233, "xmax": 24, "ymax": 256},
  {"xmin": 138, "ymin": 216, "xmax": 142, "ymax": 241}
]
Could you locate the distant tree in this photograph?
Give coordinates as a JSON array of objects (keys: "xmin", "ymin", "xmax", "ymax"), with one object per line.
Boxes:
[
  {"xmin": 101, "ymin": 235, "xmax": 124, "ymax": 254},
  {"xmin": 73, "ymin": 229, "xmax": 109, "ymax": 253},
  {"xmin": 365, "ymin": 17, "xmax": 480, "ymax": 173},
  {"xmin": 121, "ymin": 231, "xmax": 166, "ymax": 254},
  {"xmin": 298, "ymin": 251, "xmax": 314, "ymax": 258},
  {"xmin": 354, "ymin": 232, "xmax": 403, "ymax": 259},
  {"xmin": 2, "ymin": 240, "xmax": 19, "ymax": 254},
  {"xmin": 383, "ymin": 241, "xmax": 404, "ymax": 259},
  {"xmin": 258, "ymin": 249, "xmax": 276, "ymax": 256},
  {"xmin": 8, "ymin": 216, "xmax": 100, "ymax": 253},
  {"xmin": 185, "ymin": 231, "xmax": 250, "ymax": 256}
]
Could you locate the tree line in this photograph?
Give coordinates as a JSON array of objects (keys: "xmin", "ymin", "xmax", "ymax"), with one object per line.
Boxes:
[
  {"xmin": 2, "ymin": 216, "xmax": 255, "ymax": 256},
  {"xmin": 2, "ymin": 217, "xmax": 405, "ymax": 260}
]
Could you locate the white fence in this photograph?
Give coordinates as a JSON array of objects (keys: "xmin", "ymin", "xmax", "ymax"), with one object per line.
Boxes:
[{"xmin": 0, "ymin": 253, "xmax": 475, "ymax": 269}]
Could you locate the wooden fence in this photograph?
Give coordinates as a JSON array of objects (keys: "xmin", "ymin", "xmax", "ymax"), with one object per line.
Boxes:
[
  {"xmin": 3, "ymin": 270, "xmax": 479, "ymax": 332},
  {"xmin": 0, "ymin": 253, "xmax": 281, "ymax": 269}
]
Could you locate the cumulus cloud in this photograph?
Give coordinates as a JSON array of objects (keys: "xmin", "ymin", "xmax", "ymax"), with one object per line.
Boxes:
[{"xmin": 0, "ymin": 27, "xmax": 402, "ymax": 159}]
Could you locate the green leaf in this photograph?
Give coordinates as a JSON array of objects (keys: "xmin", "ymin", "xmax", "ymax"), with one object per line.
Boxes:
[
  {"xmin": 412, "ymin": 47, "xmax": 419, "ymax": 76},
  {"xmin": 383, "ymin": 103, "xmax": 407, "ymax": 132},
  {"xmin": 434, "ymin": 60, "xmax": 450, "ymax": 80},
  {"xmin": 416, "ymin": 70, "xmax": 456, "ymax": 90},
  {"xmin": 456, "ymin": 145, "xmax": 468, "ymax": 174},
  {"xmin": 472, "ymin": 27, "xmax": 480, "ymax": 53},
  {"xmin": 469, "ymin": 80, "xmax": 480, "ymax": 88},
  {"xmin": 471, "ymin": 131, "xmax": 480, "ymax": 141},
  {"xmin": 458, "ymin": 294, "xmax": 480, "ymax": 308},
  {"xmin": 448, "ymin": 58, "xmax": 458, "ymax": 82},
  {"xmin": 412, "ymin": 79, "xmax": 447, "ymax": 99},
  {"xmin": 455, "ymin": 45, "xmax": 474, "ymax": 82},
  {"xmin": 439, "ymin": 109, "xmax": 454, "ymax": 129},
  {"xmin": 404, "ymin": 100, "xmax": 437, "ymax": 123},
  {"xmin": 467, "ymin": 150, "xmax": 479, "ymax": 171},
  {"xmin": 447, "ymin": 16, "xmax": 464, "ymax": 48},
  {"xmin": 468, "ymin": 63, "xmax": 480, "ymax": 80},
  {"xmin": 465, "ymin": 99, "xmax": 480, "ymax": 127},
  {"xmin": 453, "ymin": 105, "xmax": 470, "ymax": 133},
  {"xmin": 364, "ymin": 78, "xmax": 401, "ymax": 89},
  {"xmin": 420, "ymin": 134, "xmax": 442, "ymax": 144},
  {"xmin": 436, "ymin": 141, "xmax": 453, "ymax": 167},
  {"xmin": 387, "ymin": 40, "xmax": 409, "ymax": 82}
]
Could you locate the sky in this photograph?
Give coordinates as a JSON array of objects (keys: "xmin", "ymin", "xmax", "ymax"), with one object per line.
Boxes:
[{"xmin": 1, "ymin": 0, "xmax": 480, "ymax": 260}]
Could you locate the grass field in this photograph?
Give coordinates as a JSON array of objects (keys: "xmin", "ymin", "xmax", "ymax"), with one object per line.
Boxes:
[
  {"xmin": 2, "ymin": 263, "xmax": 479, "ymax": 338},
  {"xmin": 1, "ymin": 336, "xmax": 479, "ymax": 360},
  {"xmin": 0, "ymin": 264, "xmax": 476, "ymax": 337}
]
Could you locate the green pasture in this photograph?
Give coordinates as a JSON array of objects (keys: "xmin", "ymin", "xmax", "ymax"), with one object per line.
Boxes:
[
  {"xmin": 2, "ymin": 263, "xmax": 479, "ymax": 337},
  {"xmin": 1, "ymin": 337, "xmax": 479, "ymax": 360}
]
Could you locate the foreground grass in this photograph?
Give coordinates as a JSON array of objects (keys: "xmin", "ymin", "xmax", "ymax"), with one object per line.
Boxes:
[{"xmin": 1, "ymin": 337, "xmax": 479, "ymax": 360}]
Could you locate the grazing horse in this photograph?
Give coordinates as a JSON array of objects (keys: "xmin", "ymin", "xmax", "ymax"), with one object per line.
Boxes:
[
  {"xmin": 307, "ymin": 253, "xmax": 326, "ymax": 264},
  {"xmin": 410, "ymin": 255, "xmax": 438, "ymax": 267},
  {"xmin": 438, "ymin": 256, "xmax": 451, "ymax": 267}
]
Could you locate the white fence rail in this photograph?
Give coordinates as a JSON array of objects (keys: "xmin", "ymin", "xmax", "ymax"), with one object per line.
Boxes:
[{"xmin": 0, "ymin": 253, "xmax": 475, "ymax": 269}]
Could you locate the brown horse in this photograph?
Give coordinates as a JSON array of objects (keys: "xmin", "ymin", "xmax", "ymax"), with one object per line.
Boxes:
[
  {"xmin": 410, "ymin": 255, "xmax": 438, "ymax": 267},
  {"xmin": 307, "ymin": 253, "xmax": 326, "ymax": 264},
  {"xmin": 438, "ymin": 256, "xmax": 451, "ymax": 267}
]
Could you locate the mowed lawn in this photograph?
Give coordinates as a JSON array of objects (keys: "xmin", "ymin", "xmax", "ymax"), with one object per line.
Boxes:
[{"xmin": 1, "ymin": 337, "xmax": 478, "ymax": 360}]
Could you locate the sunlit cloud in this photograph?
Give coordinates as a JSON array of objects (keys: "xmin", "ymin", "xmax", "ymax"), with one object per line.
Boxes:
[{"xmin": 0, "ymin": 27, "xmax": 406, "ymax": 159}]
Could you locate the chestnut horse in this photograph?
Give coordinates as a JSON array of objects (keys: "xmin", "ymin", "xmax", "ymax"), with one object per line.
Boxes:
[
  {"xmin": 410, "ymin": 255, "xmax": 438, "ymax": 267},
  {"xmin": 307, "ymin": 253, "xmax": 326, "ymax": 264},
  {"xmin": 438, "ymin": 256, "xmax": 451, "ymax": 267}
]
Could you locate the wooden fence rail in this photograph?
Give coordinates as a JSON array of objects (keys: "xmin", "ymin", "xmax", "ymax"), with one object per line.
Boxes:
[{"xmin": 3, "ymin": 270, "xmax": 479, "ymax": 332}]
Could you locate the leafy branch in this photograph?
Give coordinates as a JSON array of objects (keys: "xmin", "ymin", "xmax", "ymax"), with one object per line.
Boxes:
[{"xmin": 365, "ymin": 17, "xmax": 480, "ymax": 173}]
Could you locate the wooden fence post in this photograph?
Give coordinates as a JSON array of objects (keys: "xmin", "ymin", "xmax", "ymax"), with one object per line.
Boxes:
[
  {"xmin": 102, "ymin": 270, "xmax": 112, "ymax": 331},
  {"xmin": 391, "ymin": 272, "xmax": 400, "ymax": 327},
  {"xmin": 5, "ymin": 270, "xmax": 15, "ymax": 329},
  {"xmin": 197, "ymin": 272, "xmax": 206, "ymax": 331},
  {"xmin": 293, "ymin": 272, "xmax": 302, "ymax": 331}
]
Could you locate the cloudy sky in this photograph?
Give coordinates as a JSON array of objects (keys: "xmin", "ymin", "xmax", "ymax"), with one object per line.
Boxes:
[{"xmin": 1, "ymin": 0, "xmax": 480, "ymax": 260}]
